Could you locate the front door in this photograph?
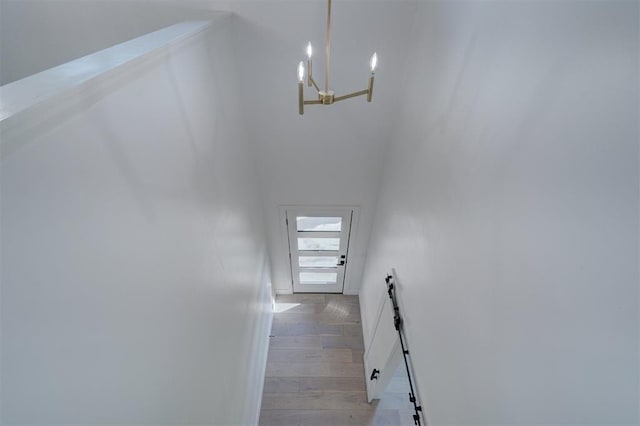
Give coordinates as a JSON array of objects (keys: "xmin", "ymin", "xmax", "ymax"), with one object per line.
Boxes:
[{"xmin": 286, "ymin": 208, "xmax": 353, "ymax": 293}]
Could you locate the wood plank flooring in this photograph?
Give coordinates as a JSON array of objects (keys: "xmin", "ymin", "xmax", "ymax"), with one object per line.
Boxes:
[
  {"xmin": 378, "ymin": 365, "xmax": 416, "ymax": 424},
  {"xmin": 259, "ymin": 294, "xmax": 409, "ymax": 426}
]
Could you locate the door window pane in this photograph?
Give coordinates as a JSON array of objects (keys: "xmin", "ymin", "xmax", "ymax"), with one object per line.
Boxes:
[
  {"xmin": 296, "ymin": 216, "xmax": 342, "ymax": 232},
  {"xmin": 297, "ymin": 237, "xmax": 340, "ymax": 251},
  {"xmin": 300, "ymin": 272, "xmax": 338, "ymax": 284},
  {"xmin": 299, "ymin": 256, "xmax": 339, "ymax": 268}
]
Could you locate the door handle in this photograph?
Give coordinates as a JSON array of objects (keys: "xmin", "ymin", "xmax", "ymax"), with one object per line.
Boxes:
[
  {"xmin": 337, "ymin": 260, "xmax": 345, "ymax": 266},
  {"xmin": 370, "ymin": 369, "xmax": 380, "ymax": 380}
]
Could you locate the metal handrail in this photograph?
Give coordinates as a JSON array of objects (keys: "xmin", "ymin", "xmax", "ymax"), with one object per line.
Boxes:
[{"xmin": 385, "ymin": 274, "xmax": 424, "ymax": 426}]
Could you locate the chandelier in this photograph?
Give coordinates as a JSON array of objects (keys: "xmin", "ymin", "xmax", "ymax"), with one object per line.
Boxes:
[{"xmin": 297, "ymin": 0, "xmax": 377, "ymax": 115}]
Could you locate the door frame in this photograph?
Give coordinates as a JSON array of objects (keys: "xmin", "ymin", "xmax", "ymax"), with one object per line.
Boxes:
[{"xmin": 279, "ymin": 205, "xmax": 360, "ymax": 294}]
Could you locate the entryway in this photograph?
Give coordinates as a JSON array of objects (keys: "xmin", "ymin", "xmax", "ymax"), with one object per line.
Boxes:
[
  {"xmin": 259, "ymin": 294, "xmax": 405, "ymax": 425},
  {"xmin": 285, "ymin": 208, "xmax": 354, "ymax": 293}
]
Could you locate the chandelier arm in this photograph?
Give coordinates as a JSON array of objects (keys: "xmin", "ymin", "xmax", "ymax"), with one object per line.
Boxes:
[
  {"xmin": 333, "ymin": 89, "xmax": 370, "ymax": 103},
  {"xmin": 304, "ymin": 99, "xmax": 323, "ymax": 105},
  {"xmin": 309, "ymin": 75, "xmax": 321, "ymax": 92},
  {"xmin": 325, "ymin": 0, "xmax": 332, "ymax": 93}
]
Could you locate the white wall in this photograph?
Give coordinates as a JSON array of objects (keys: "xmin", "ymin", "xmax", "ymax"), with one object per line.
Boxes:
[
  {"xmin": 360, "ymin": 1, "xmax": 639, "ymax": 424},
  {"xmin": 1, "ymin": 18, "xmax": 272, "ymax": 425},
  {"xmin": 0, "ymin": 0, "xmax": 207, "ymax": 85}
]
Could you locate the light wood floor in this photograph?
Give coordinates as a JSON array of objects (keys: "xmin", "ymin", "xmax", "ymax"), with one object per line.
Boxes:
[{"xmin": 259, "ymin": 294, "xmax": 411, "ymax": 426}]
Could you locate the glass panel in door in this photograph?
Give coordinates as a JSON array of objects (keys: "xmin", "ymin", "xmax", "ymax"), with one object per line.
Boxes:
[
  {"xmin": 299, "ymin": 256, "xmax": 339, "ymax": 268},
  {"xmin": 296, "ymin": 216, "xmax": 342, "ymax": 232},
  {"xmin": 297, "ymin": 237, "xmax": 340, "ymax": 251}
]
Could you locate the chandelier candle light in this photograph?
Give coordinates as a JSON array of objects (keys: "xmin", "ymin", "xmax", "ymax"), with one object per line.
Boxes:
[{"xmin": 297, "ymin": 0, "xmax": 377, "ymax": 115}]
